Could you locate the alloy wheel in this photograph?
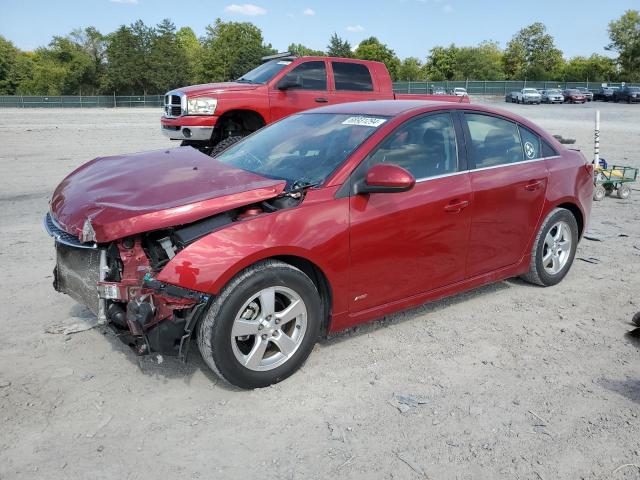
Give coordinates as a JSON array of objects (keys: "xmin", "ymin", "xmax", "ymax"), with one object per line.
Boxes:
[{"xmin": 542, "ymin": 221, "xmax": 572, "ymax": 275}]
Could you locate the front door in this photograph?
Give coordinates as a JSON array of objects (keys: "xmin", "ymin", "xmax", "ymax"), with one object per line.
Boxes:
[
  {"xmin": 462, "ymin": 112, "xmax": 549, "ymax": 277},
  {"xmin": 348, "ymin": 112, "xmax": 472, "ymax": 313},
  {"xmin": 269, "ymin": 60, "xmax": 330, "ymax": 121}
]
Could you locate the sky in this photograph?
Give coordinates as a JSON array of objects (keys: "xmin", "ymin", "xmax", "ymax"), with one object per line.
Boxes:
[{"xmin": 0, "ymin": 0, "xmax": 636, "ymax": 59}]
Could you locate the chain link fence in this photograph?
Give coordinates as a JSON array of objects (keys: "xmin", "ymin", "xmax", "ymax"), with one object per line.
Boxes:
[
  {"xmin": 0, "ymin": 95, "xmax": 163, "ymax": 108},
  {"xmin": 0, "ymin": 82, "xmax": 638, "ymax": 107}
]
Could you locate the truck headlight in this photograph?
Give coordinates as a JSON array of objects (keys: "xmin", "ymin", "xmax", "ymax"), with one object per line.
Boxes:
[{"xmin": 187, "ymin": 97, "xmax": 217, "ymax": 115}]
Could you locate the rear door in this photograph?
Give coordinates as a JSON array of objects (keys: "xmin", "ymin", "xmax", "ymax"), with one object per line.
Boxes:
[
  {"xmin": 462, "ymin": 112, "xmax": 549, "ymax": 277},
  {"xmin": 269, "ymin": 60, "xmax": 330, "ymax": 121},
  {"xmin": 348, "ymin": 111, "xmax": 472, "ymax": 312},
  {"xmin": 329, "ymin": 61, "xmax": 387, "ymax": 105}
]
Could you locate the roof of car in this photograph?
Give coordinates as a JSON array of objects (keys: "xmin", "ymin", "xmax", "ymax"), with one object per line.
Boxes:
[{"xmin": 305, "ymin": 100, "xmax": 461, "ymax": 117}]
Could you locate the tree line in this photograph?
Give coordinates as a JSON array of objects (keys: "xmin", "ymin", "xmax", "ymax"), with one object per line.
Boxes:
[{"xmin": 0, "ymin": 10, "xmax": 638, "ymax": 96}]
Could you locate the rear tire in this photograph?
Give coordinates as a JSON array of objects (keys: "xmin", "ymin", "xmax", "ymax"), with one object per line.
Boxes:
[
  {"xmin": 197, "ymin": 260, "xmax": 322, "ymax": 389},
  {"xmin": 520, "ymin": 208, "xmax": 579, "ymax": 287},
  {"xmin": 209, "ymin": 135, "xmax": 245, "ymax": 158},
  {"xmin": 617, "ymin": 184, "xmax": 631, "ymax": 199}
]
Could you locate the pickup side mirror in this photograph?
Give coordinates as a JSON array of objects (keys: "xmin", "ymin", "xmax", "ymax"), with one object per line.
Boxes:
[
  {"xmin": 277, "ymin": 77, "xmax": 302, "ymax": 90},
  {"xmin": 354, "ymin": 164, "xmax": 416, "ymax": 194}
]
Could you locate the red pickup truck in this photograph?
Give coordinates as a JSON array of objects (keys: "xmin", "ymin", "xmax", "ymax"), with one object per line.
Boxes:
[{"xmin": 161, "ymin": 54, "xmax": 469, "ymax": 154}]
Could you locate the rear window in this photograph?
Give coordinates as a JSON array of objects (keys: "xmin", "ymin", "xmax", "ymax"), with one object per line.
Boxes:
[{"xmin": 332, "ymin": 62, "xmax": 374, "ymax": 92}]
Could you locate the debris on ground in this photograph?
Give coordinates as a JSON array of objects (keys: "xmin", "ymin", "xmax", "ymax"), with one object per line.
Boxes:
[
  {"xmin": 388, "ymin": 393, "xmax": 430, "ymax": 413},
  {"xmin": 578, "ymin": 257, "xmax": 601, "ymax": 264},
  {"xmin": 0, "ymin": 380, "xmax": 11, "ymax": 388},
  {"xmin": 45, "ymin": 315, "xmax": 99, "ymax": 335},
  {"xmin": 397, "ymin": 451, "xmax": 429, "ymax": 478},
  {"xmin": 552, "ymin": 134, "xmax": 576, "ymax": 144}
]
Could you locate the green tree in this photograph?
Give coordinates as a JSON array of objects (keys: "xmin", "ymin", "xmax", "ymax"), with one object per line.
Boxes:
[
  {"xmin": 176, "ymin": 27, "xmax": 202, "ymax": 85},
  {"xmin": 423, "ymin": 44, "xmax": 458, "ymax": 80},
  {"xmin": 354, "ymin": 37, "xmax": 400, "ymax": 80},
  {"xmin": 562, "ymin": 54, "xmax": 617, "ymax": 81},
  {"xmin": 503, "ymin": 22, "xmax": 563, "ymax": 80},
  {"xmin": 199, "ymin": 19, "xmax": 274, "ymax": 83},
  {"xmin": 105, "ymin": 21, "xmax": 155, "ymax": 94},
  {"xmin": 287, "ymin": 43, "xmax": 325, "ymax": 57},
  {"xmin": 397, "ymin": 57, "xmax": 423, "ymax": 81},
  {"xmin": 454, "ymin": 41, "xmax": 505, "ymax": 80},
  {"xmin": 327, "ymin": 33, "xmax": 352, "ymax": 58},
  {"xmin": 150, "ymin": 19, "xmax": 188, "ymax": 91},
  {"xmin": 0, "ymin": 36, "xmax": 19, "ymax": 94},
  {"xmin": 607, "ymin": 10, "xmax": 640, "ymax": 81}
]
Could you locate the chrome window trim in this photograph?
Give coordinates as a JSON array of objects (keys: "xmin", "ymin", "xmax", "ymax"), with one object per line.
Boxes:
[{"xmin": 413, "ymin": 155, "xmax": 561, "ymax": 184}]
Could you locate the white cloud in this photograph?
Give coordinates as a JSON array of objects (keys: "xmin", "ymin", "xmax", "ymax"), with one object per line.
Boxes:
[
  {"xmin": 442, "ymin": 4, "xmax": 454, "ymax": 13},
  {"xmin": 109, "ymin": 0, "xmax": 138, "ymax": 4},
  {"xmin": 346, "ymin": 25, "xmax": 365, "ymax": 33},
  {"xmin": 303, "ymin": 8, "xmax": 315, "ymax": 16},
  {"xmin": 225, "ymin": 3, "xmax": 267, "ymax": 16}
]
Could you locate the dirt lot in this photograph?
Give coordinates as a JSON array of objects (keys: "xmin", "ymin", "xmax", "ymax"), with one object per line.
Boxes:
[{"xmin": 1, "ymin": 101, "xmax": 639, "ymax": 480}]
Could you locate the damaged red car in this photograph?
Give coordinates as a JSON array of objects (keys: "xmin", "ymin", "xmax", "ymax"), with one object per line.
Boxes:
[{"xmin": 46, "ymin": 100, "xmax": 594, "ymax": 388}]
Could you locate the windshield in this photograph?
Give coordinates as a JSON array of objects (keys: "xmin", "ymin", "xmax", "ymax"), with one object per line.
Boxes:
[
  {"xmin": 523, "ymin": 89, "xmax": 538, "ymax": 94},
  {"xmin": 627, "ymin": 87, "xmax": 640, "ymax": 92},
  {"xmin": 237, "ymin": 59, "xmax": 292, "ymax": 84},
  {"xmin": 567, "ymin": 89, "xmax": 580, "ymax": 94},
  {"xmin": 215, "ymin": 113, "xmax": 388, "ymax": 189},
  {"xmin": 547, "ymin": 89, "xmax": 561, "ymax": 94}
]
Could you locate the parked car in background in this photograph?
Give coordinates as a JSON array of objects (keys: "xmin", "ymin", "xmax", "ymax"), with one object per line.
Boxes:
[
  {"xmin": 541, "ymin": 89, "xmax": 564, "ymax": 104},
  {"xmin": 161, "ymin": 53, "xmax": 468, "ymax": 155},
  {"xmin": 563, "ymin": 89, "xmax": 587, "ymax": 103},
  {"xmin": 432, "ymin": 86, "xmax": 447, "ymax": 95},
  {"xmin": 575, "ymin": 87, "xmax": 594, "ymax": 101},
  {"xmin": 613, "ymin": 86, "xmax": 640, "ymax": 103},
  {"xmin": 505, "ymin": 91, "xmax": 516, "ymax": 103},
  {"xmin": 46, "ymin": 100, "xmax": 593, "ymax": 388},
  {"xmin": 514, "ymin": 88, "xmax": 542, "ymax": 104},
  {"xmin": 452, "ymin": 87, "xmax": 468, "ymax": 96},
  {"xmin": 593, "ymin": 87, "xmax": 617, "ymax": 101}
]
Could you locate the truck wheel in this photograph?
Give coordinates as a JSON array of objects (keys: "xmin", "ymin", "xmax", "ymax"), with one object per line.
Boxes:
[
  {"xmin": 593, "ymin": 185, "xmax": 606, "ymax": 201},
  {"xmin": 197, "ymin": 260, "xmax": 322, "ymax": 389},
  {"xmin": 617, "ymin": 184, "xmax": 631, "ymax": 199},
  {"xmin": 520, "ymin": 208, "xmax": 578, "ymax": 287},
  {"xmin": 209, "ymin": 135, "xmax": 245, "ymax": 158}
]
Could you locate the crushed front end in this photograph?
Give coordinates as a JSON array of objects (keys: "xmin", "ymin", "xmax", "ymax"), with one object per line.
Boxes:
[{"xmin": 45, "ymin": 211, "xmax": 210, "ymax": 359}]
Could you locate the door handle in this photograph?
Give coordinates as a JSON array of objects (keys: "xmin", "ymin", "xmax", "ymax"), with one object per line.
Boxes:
[
  {"xmin": 444, "ymin": 200, "xmax": 470, "ymax": 213},
  {"xmin": 315, "ymin": 97, "xmax": 329, "ymax": 103},
  {"xmin": 524, "ymin": 180, "xmax": 543, "ymax": 191}
]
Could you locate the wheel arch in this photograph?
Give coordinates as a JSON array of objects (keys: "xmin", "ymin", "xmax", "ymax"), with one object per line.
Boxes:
[
  {"xmin": 555, "ymin": 201, "xmax": 585, "ymax": 238},
  {"xmin": 215, "ymin": 109, "xmax": 266, "ymax": 138}
]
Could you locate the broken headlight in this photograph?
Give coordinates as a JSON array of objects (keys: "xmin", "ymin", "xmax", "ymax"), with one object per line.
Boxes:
[{"xmin": 81, "ymin": 218, "xmax": 96, "ymax": 243}]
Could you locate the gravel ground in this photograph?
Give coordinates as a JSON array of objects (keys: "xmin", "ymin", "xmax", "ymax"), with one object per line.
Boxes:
[{"xmin": 0, "ymin": 101, "xmax": 639, "ymax": 480}]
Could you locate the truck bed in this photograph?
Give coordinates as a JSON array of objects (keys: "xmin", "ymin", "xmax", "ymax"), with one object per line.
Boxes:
[{"xmin": 393, "ymin": 93, "xmax": 470, "ymax": 103}]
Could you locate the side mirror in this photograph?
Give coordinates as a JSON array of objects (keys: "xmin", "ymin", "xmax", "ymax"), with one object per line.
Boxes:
[
  {"xmin": 354, "ymin": 164, "xmax": 416, "ymax": 194},
  {"xmin": 277, "ymin": 78, "xmax": 302, "ymax": 90}
]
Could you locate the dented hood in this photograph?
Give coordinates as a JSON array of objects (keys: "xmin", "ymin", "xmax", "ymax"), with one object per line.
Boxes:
[{"xmin": 50, "ymin": 147, "xmax": 285, "ymax": 243}]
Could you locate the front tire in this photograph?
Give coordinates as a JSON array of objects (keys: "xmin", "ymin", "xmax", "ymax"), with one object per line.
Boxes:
[
  {"xmin": 209, "ymin": 135, "xmax": 245, "ymax": 158},
  {"xmin": 197, "ymin": 260, "xmax": 322, "ymax": 389},
  {"xmin": 521, "ymin": 208, "xmax": 579, "ymax": 287}
]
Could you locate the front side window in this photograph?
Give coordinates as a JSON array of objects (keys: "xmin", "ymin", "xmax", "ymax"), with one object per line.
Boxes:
[
  {"xmin": 280, "ymin": 61, "xmax": 327, "ymax": 90},
  {"xmin": 215, "ymin": 113, "xmax": 387, "ymax": 188},
  {"xmin": 365, "ymin": 112, "xmax": 458, "ymax": 179},
  {"xmin": 465, "ymin": 113, "xmax": 523, "ymax": 168},
  {"xmin": 332, "ymin": 62, "xmax": 374, "ymax": 92}
]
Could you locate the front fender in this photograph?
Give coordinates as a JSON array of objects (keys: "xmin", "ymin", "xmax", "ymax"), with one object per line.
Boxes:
[{"xmin": 156, "ymin": 188, "xmax": 350, "ymax": 315}]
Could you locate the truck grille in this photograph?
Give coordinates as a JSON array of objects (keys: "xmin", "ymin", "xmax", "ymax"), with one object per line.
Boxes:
[{"xmin": 164, "ymin": 92, "xmax": 184, "ymax": 118}]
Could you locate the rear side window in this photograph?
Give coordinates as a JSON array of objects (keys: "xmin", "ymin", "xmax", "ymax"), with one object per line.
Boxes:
[
  {"xmin": 281, "ymin": 61, "xmax": 327, "ymax": 90},
  {"xmin": 465, "ymin": 113, "xmax": 523, "ymax": 168},
  {"xmin": 365, "ymin": 112, "xmax": 458, "ymax": 179},
  {"xmin": 518, "ymin": 126, "xmax": 541, "ymax": 160},
  {"xmin": 332, "ymin": 62, "xmax": 374, "ymax": 92},
  {"xmin": 542, "ymin": 140, "xmax": 557, "ymax": 157}
]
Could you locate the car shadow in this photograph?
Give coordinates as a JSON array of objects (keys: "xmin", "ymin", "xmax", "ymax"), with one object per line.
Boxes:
[{"xmin": 321, "ymin": 280, "xmax": 512, "ymax": 346}]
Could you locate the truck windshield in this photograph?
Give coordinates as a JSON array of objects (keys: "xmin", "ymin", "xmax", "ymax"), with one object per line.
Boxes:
[
  {"xmin": 214, "ymin": 113, "xmax": 388, "ymax": 189},
  {"xmin": 237, "ymin": 60, "xmax": 292, "ymax": 84}
]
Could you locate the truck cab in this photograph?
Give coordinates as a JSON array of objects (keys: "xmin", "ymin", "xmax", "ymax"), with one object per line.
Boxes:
[{"xmin": 161, "ymin": 53, "xmax": 467, "ymax": 154}]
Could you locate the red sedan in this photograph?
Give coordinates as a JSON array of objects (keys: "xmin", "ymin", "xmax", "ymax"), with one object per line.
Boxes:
[{"xmin": 46, "ymin": 101, "xmax": 594, "ymax": 388}]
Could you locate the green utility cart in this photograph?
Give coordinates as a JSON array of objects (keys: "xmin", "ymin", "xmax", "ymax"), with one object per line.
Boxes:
[{"xmin": 593, "ymin": 165, "xmax": 638, "ymax": 201}]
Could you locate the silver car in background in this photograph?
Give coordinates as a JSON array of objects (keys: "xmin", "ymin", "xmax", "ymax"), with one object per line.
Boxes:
[{"xmin": 541, "ymin": 89, "xmax": 564, "ymax": 104}]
